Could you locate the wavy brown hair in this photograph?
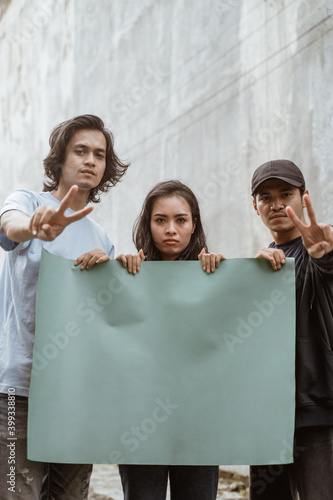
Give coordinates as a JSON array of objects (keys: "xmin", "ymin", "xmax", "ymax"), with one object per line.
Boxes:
[
  {"xmin": 133, "ymin": 180, "xmax": 208, "ymax": 261},
  {"xmin": 43, "ymin": 114, "xmax": 129, "ymax": 203}
]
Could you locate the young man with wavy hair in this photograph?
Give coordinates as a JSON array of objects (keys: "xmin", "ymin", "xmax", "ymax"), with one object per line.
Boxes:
[{"xmin": 0, "ymin": 114, "xmax": 129, "ymax": 499}]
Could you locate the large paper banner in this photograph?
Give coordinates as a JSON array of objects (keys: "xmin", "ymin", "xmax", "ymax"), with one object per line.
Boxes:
[{"xmin": 28, "ymin": 250, "xmax": 295, "ymax": 465}]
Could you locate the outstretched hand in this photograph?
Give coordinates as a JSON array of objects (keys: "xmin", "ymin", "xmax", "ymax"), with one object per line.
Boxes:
[
  {"xmin": 29, "ymin": 185, "xmax": 93, "ymax": 241},
  {"xmin": 286, "ymin": 194, "xmax": 333, "ymax": 258}
]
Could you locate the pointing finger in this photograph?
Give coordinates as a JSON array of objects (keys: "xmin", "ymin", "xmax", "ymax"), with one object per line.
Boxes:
[
  {"xmin": 286, "ymin": 205, "xmax": 305, "ymax": 231},
  {"xmin": 65, "ymin": 205, "xmax": 94, "ymax": 225},
  {"xmin": 57, "ymin": 185, "xmax": 79, "ymax": 215},
  {"xmin": 303, "ymin": 194, "xmax": 317, "ymax": 225}
]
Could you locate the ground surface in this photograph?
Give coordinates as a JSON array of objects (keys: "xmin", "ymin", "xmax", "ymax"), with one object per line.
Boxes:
[{"xmin": 88, "ymin": 465, "xmax": 249, "ymax": 499}]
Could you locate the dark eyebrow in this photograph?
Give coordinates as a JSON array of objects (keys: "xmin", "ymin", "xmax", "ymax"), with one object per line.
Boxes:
[
  {"xmin": 74, "ymin": 143, "xmax": 106, "ymax": 153},
  {"xmin": 152, "ymin": 212, "xmax": 189, "ymax": 217},
  {"xmin": 258, "ymin": 186, "xmax": 295, "ymax": 196}
]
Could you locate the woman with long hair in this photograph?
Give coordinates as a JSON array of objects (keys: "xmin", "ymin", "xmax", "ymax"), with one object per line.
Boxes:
[{"xmin": 116, "ymin": 180, "xmax": 225, "ymax": 500}]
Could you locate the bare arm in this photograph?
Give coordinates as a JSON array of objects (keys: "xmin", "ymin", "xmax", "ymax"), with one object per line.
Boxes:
[
  {"xmin": 0, "ymin": 186, "xmax": 93, "ymax": 243},
  {"xmin": 1, "ymin": 210, "xmax": 35, "ymax": 243}
]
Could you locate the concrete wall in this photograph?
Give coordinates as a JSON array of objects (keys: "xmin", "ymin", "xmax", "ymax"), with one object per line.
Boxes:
[
  {"xmin": 1, "ymin": 0, "xmax": 333, "ymax": 473},
  {"xmin": 1, "ymin": 0, "xmax": 332, "ymax": 268}
]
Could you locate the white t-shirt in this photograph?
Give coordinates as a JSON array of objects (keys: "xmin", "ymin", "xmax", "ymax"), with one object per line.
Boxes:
[{"xmin": 0, "ymin": 190, "xmax": 114, "ymax": 396}]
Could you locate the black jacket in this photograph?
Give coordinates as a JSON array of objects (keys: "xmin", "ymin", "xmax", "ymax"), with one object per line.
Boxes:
[{"xmin": 270, "ymin": 237, "xmax": 333, "ymax": 427}]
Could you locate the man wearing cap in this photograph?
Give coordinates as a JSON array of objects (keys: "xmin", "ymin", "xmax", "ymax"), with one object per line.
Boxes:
[{"xmin": 250, "ymin": 159, "xmax": 333, "ymax": 500}]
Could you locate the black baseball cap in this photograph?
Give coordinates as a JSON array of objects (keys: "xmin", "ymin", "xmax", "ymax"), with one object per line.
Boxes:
[{"xmin": 251, "ymin": 159, "xmax": 306, "ymax": 196}]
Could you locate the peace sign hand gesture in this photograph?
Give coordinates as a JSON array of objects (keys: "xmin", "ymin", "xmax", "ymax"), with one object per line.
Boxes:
[
  {"xmin": 286, "ymin": 194, "xmax": 333, "ymax": 259},
  {"xmin": 29, "ymin": 185, "xmax": 93, "ymax": 241}
]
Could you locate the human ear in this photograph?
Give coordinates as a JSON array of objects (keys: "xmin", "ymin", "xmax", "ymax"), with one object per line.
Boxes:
[
  {"xmin": 191, "ymin": 218, "xmax": 197, "ymax": 234},
  {"xmin": 252, "ymin": 199, "xmax": 259, "ymax": 216}
]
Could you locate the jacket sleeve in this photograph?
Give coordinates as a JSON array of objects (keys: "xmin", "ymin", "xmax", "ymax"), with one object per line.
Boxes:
[{"xmin": 310, "ymin": 251, "xmax": 333, "ymax": 275}]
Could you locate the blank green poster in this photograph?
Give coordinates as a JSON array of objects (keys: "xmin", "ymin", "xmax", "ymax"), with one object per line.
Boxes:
[{"xmin": 28, "ymin": 250, "xmax": 295, "ymax": 465}]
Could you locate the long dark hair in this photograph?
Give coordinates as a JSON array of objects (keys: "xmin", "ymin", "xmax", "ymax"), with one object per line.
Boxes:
[
  {"xmin": 43, "ymin": 114, "xmax": 130, "ymax": 203},
  {"xmin": 133, "ymin": 180, "xmax": 207, "ymax": 261}
]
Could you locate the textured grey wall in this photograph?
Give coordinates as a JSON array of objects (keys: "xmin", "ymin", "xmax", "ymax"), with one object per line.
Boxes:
[{"xmin": 1, "ymin": 0, "xmax": 333, "ymax": 270}]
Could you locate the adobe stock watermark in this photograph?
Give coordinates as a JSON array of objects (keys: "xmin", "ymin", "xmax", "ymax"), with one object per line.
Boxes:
[
  {"xmin": 108, "ymin": 396, "xmax": 180, "ymax": 463},
  {"xmin": 7, "ymin": 388, "xmax": 16, "ymax": 494},
  {"xmin": 223, "ymin": 288, "xmax": 286, "ymax": 353},
  {"xmin": 7, "ymin": 0, "xmax": 65, "ymax": 49},
  {"xmin": 110, "ymin": 65, "xmax": 169, "ymax": 120},
  {"xmin": 32, "ymin": 266, "xmax": 134, "ymax": 374}
]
